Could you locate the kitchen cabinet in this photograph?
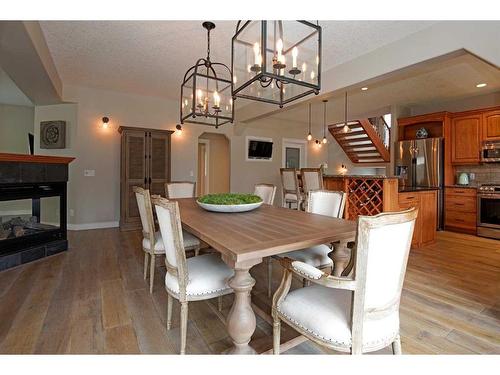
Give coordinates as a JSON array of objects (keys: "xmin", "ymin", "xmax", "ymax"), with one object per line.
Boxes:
[
  {"xmin": 451, "ymin": 114, "xmax": 481, "ymax": 165},
  {"xmin": 482, "ymin": 109, "xmax": 500, "ymax": 141},
  {"xmin": 118, "ymin": 126, "xmax": 173, "ymax": 231},
  {"xmin": 398, "ymin": 190, "xmax": 437, "ymax": 248},
  {"xmin": 444, "ymin": 187, "xmax": 477, "ymax": 235}
]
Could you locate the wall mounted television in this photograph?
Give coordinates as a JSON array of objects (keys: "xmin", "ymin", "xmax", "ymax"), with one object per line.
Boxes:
[{"xmin": 247, "ymin": 139, "xmax": 273, "ymax": 160}]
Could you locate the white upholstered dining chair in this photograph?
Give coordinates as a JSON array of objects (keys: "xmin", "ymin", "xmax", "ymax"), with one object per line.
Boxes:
[
  {"xmin": 134, "ymin": 186, "xmax": 201, "ymax": 293},
  {"xmin": 280, "ymin": 168, "xmax": 303, "ymax": 209},
  {"xmin": 254, "ymin": 183, "xmax": 277, "ymax": 205},
  {"xmin": 152, "ymin": 197, "xmax": 234, "ymax": 354},
  {"xmin": 272, "ymin": 208, "xmax": 418, "ymax": 355},
  {"xmin": 300, "ymin": 168, "xmax": 324, "ymax": 194},
  {"xmin": 267, "ymin": 190, "xmax": 346, "ymax": 297},
  {"xmin": 165, "ymin": 181, "xmax": 196, "ymax": 199}
]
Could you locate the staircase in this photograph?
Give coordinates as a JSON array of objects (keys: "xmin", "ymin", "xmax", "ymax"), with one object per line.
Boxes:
[{"xmin": 328, "ymin": 116, "xmax": 391, "ymax": 164}]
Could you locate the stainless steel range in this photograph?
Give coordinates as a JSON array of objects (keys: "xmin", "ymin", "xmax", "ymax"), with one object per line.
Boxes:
[{"xmin": 477, "ymin": 184, "xmax": 500, "ymax": 240}]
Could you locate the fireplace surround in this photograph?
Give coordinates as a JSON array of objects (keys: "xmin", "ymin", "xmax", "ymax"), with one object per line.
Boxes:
[{"xmin": 0, "ymin": 153, "xmax": 74, "ymax": 271}]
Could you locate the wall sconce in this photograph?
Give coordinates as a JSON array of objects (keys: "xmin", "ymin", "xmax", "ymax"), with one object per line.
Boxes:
[
  {"xmin": 340, "ymin": 164, "xmax": 348, "ymax": 175},
  {"xmin": 315, "ymin": 139, "xmax": 322, "ymax": 148},
  {"xmin": 100, "ymin": 116, "xmax": 110, "ymax": 129},
  {"xmin": 175, "ymin": 124, "xmax": 183, "ymax": 136}
]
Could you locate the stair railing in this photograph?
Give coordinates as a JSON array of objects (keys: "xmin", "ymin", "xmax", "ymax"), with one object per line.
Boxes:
[{"xmin": 368, "ymin": 116, "xmax": 390, "ymax": 150}]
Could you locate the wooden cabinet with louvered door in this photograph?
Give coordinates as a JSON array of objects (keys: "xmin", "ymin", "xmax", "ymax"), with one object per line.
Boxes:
[
  {"xmin": 482, "ymin": 109, "xmax": 500, "ymax": 141},
  {"xmin": 451, "ymin": 114, "xmax": 481, "ymax": 164},
  {"xmin": 119, "ymin": 126, "xmax": 173, "ymax": 231},
  {"xmin": 148, "ymin": 131, "xmax": 171, "ymax": 197}
]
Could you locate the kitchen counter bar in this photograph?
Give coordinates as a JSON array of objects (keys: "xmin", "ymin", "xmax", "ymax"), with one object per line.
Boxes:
[{"xmin": 323, "ymin": 174, "xmax": 398, "ymax": 179}]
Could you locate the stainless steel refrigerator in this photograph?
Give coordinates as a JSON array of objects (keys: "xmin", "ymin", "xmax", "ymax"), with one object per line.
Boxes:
[{"xmin": 395, "ymin": 137, "xmax": 444, "ymax": 229}]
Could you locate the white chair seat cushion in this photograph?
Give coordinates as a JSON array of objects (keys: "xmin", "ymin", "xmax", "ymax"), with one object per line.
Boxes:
[
  {"xmin": 278, "ymin": 285, "xmax": 399, "ymax": 350},
  {"xmin": 165, "ymin": 254, "xmax": 234, "ymax": 297},
  {"xmin": 182, "ymin": 230, "xmax": 201, "ymax": 249},
  {"xmin": 143, "ymin": 230, "xmax": 200, "ymax": 254},
  {"xmin": 279, "ymin": 244, "xmax": 333, "ymax": 268},
  {"xmin": 284, "ymin": 193, "xmax": 302, "ymax": 201}
]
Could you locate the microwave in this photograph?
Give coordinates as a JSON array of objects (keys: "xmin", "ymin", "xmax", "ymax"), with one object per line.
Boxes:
[{"xmin": 481, "ymin": 141, "xmax": 500, "ymax": 162}]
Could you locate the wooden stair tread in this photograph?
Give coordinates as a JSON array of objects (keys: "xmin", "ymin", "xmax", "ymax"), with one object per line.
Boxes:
[{"xmin": 329, "ymin": 117, "xmax": 390, "ymax": 164}]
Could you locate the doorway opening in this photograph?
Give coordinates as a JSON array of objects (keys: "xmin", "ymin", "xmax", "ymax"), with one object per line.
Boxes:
[
  {"xmin": 282, "ymin": 138, "xmax": 307, "ymax": 168},
  {"xmin": 197, "ymin": 133, "xmax": 230, "ymax": 196}
]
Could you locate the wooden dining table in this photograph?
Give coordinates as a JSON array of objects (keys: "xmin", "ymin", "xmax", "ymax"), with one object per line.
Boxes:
[{"xmin": 175, "ymin": 198, "xmax": 357, "ymax": 354}]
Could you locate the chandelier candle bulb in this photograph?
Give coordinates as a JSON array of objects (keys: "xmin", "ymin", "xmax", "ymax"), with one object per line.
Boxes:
[
  {"xmin": 213, "ymin": 91, "xmax": 220, "ymax": 108},
  {"xmin": 292, "ymin": 47, "xmax": 298, "ymax": 68}
]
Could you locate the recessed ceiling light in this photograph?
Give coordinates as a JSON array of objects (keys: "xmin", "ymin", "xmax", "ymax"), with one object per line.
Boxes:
[
  {"xmin": 361, "ymin": 87, "xmax": 368, "ymax": 91},
  {"xmin": 476, "ymin": 83, "xmax": 487, "ymax": 88}
]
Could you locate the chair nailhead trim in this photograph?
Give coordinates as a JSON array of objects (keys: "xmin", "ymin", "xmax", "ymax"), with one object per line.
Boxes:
[
  {"xmin": 277, "ymin": 307, "xmax": 398, "ymax": 348},
  {"xmin": 166, "ymin": 285, "xmax": 231, "ymax": 297}
]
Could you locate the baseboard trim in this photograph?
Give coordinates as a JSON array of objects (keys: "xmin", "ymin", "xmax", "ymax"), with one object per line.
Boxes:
[{"xmin": 67, "ymin": 221, "xmax": 119, "ymax": 231}]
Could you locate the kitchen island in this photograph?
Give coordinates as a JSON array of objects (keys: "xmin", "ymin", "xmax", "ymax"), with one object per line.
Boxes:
[{"xmin": 324, "ymin": 174, "xmax": 437, "ymax": 248}]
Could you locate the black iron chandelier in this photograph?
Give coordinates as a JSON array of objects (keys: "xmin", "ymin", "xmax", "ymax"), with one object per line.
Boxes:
[
  {"xmin": 180, "ymin": 22, "xmax": 234, "ymax": 128},
  {"xmin": 231, "ymin": 21, "xmax": 322, "ymax": 108}
]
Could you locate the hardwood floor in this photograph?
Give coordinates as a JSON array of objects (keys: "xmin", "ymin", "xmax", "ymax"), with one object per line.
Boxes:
[{"xmin": 0, "ymin": 229, "xmax": 498, "ymax": 354}]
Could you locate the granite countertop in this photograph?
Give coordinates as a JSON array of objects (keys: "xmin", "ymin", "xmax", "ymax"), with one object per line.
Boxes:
[
  {"xmin": 445, "ymin": 185, "xmax": 478, "ymax": 189},
  {"xmin": 323, "ymin": 174, "xmax": 398, "ymax": 179}
]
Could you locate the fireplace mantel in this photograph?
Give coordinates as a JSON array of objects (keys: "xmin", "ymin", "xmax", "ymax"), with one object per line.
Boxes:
[{"xmin": 0, "ymin": 153, "xmax": 75, "ymax": 164}]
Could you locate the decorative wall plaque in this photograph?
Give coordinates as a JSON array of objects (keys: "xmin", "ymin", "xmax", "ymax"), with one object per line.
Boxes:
[{"xmin": 40, "ymin": 121, "xmax": 66, "ymax": 149}]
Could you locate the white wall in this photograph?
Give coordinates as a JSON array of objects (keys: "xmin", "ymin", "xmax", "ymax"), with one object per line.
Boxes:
[
  {"xmin": 29, "ymin": 84, "xmax": 332, "ymax": 227},
  {"xmin": 0, "ymin": 103, "xmax": 34, "ymax": 153}
]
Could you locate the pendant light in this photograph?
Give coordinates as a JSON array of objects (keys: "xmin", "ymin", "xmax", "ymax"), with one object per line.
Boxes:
[
  {"xmin": 342, "ymin": 92, "xmax": 350, "ymax": 133},
  {"xmin": 232, "ymin": 21, "xmax": 322, "ymax": 108},
  {"xmin": 180, "ymin": 22, "xmax": 233, "ymax": 128},
  {"xmin": 306, "ymin": 103, "xmax": 312, "ymax": 141},
  {"xmin": 322, "ymin": 99, "xmax": 328, "ymax": 144}
]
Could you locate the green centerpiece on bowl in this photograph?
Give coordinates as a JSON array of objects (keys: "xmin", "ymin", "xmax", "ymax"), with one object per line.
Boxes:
[
  {"xmin": 196, "ymin": 193, "xmax": 263, "ymax": 213},
  {"xmin": 198, "ymin": 193, "xmax": 262, "ymax": 205}
]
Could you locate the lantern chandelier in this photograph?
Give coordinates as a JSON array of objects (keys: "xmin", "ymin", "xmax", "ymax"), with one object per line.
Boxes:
[
  {"xmin": 180, "ymin": 22, "xmax": 234, "ymax": 128},
  {"xmin": 232, "ymin": 21, "xmax": 322, "ymax": 108}
]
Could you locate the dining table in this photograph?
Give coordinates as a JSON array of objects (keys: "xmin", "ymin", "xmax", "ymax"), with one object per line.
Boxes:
[{"xmin": 175, "ymin": 198, "xmax": 357, "ymax": 354}]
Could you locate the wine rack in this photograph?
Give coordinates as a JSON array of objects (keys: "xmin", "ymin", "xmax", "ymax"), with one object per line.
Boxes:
[{"xmin": 346, "ymin": 178, "xmax": 385, "ymax": 220}]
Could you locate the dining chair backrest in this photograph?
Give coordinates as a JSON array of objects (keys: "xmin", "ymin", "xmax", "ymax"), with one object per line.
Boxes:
[
  {"xmin": 280, "ymin": 168, "xmax": 299, "ymax": 194},
  {"xmin": 133, "ymin": 186, "xmax": 156, "ymax": 246},
  {"xmin": 301, "ymin": 168, "xmax": 324, "ymax": 194},
  {"xmin": 350, "ymin": 208, "xmax": 418, "ymax": 352},
  {"xmin": 306, "ymin": 190, "xmax": 346, "ymax": 218},
  {"xmin": 152, "ymin": 197, "xmax": 188, "ymax": 293},
  {"xmin": 254, "ymin": 183, "xmax": 277, "ymax": 205},
  {"xmin": 165, "ymin": 181, "xmax": 196, "ymax": 199}
]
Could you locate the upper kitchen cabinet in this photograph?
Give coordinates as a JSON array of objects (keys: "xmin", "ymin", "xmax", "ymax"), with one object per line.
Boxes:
[
  {"xmin": 482, "ymin": 109, "xmax": 500, "ymax": 141},
  {"xmin": 451, "ymin": 113, "xmax": 481, "ymax": 165}
]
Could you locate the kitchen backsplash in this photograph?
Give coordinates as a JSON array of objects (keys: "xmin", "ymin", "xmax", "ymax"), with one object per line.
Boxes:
[{"xmin": 455, "ymin": 164, "xmax": 500, "ymax": 185}]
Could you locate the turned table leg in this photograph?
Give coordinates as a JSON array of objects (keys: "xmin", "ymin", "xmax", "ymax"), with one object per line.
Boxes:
[
  {"xmin": 226, "ymin": 266, "xmax": 257, "ymax": 354},
  {"xmin": 330, "ymin": 240, "xmax": 351, "ymax": 277}
]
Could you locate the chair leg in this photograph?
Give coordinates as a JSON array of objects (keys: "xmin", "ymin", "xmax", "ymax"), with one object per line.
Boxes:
[
  {"xmin": 273, "ymin": 317, "xmax": 281, "ymax": 355},
  {"xmin": 166, "ymin": 294, "xmax": 173, "ymax": 330},
  {"xmin": 149, "ymin": 254, "xmax": 155, "ymax": 294},
  {"xmin": 267, "ymin": 258, "xmax": 273, "ymax": 298},
  {"xmin": 143, "ymin": 252, "xmax": 149, "ymax": 280},
  {"xmin": 180, "ymin": 302, "xmax": 188, "ymax": 355},
  {"xmin": 217, "ymin": 296, "xmax": 223, "ymax": 312},
  {"xmin": 392, "ymin": 335, "xmax": 402, "ymax": 355},
  {"xmin": 194, "ymin": 246, "xmax": 200, "ymax": 257},
  {"xmin": 302, "ymin": 278, "xmax": 310, "ymax": 287}
]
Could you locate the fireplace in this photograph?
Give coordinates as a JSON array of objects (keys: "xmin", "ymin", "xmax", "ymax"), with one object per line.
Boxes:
[{"xmin": 0, "ymin": 153, "xmax": 74, "ymax": 271}]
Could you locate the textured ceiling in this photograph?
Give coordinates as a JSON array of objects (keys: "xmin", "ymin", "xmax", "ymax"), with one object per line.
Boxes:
[
  {"xmin": 260, "ymin": 52, "xmax": 500, "ymax": 128},
  {"xmin": 40, "ymin": 20, "xmax": 436, "ymax": 99}
]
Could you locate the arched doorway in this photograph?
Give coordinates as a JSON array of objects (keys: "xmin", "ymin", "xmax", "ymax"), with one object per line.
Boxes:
[{"xmin": 197, "ymin": 133, "xmax": 230, "ymax": 196}]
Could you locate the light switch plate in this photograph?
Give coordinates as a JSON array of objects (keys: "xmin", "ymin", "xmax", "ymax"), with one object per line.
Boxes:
[{"xmin": 84, "ymin": 169, "xmax": 95, "ymax": 177}]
